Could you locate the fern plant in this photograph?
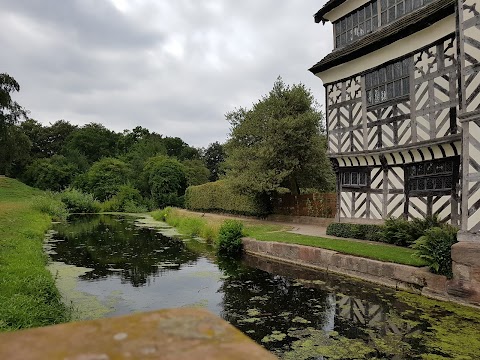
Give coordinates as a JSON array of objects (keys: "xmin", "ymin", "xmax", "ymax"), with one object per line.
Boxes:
[{"xmin": 412, "ymin": 225, "xmax": 458, "ymax": 278}]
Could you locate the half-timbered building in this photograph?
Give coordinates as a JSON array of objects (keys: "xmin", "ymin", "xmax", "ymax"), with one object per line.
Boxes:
[{"xmin": 310, "ymin": 0, "xmax": 480, "ymax": 241}]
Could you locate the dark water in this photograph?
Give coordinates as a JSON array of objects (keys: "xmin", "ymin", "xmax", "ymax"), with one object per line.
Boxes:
[{"xmin": 48, "ymin": 215, "xmax": 480, "ymax": 359}]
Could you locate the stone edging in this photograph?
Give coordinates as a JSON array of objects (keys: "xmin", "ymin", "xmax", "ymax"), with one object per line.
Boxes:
[{"xmin": 242, "ymin": 238, "xmax": 479, "ymax": 307}]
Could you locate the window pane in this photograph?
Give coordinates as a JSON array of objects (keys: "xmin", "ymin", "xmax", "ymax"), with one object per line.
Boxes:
[
  {"xmin": 387, "ymin": 82, "xmax": 394, "ymax": 99},
  {"xmin": 352, "ymin": 172, "xmax": 358, "ymax": 184},
  {"xmin": 379, "ymin": 67, "xmax": 386, "ymax": 82},
  {"xmin": 367, "ymin": 90, "xmax": 373, "ymax": 104},
  {"xmin": 348, "ymin": 29, "xmax": 353, "ymax": 42},
  {"xmin": 341, "ymin": 32, "xmax": 347, "ymax": 45},
  {"xmin": 336, "ymin": 36, "xmax": 341, "ymax": 47},
  {"xmin": 394, "ymin": 80, "xmax": 401, "ymax": 96},
  {"xmin": 347, "ymin": 15, "xmax": 353, "ymax": 29},
  {"xmin": 358, "ymin": 22, "xmax": 365, "ymax": 36},
  {"xmin": 366, "ymin": 19, "xmax": 371, "ymax": 33},
  {"xmin": 414, "ymin": 0, "xmax": 421, "ymax": 9},
  {"xmin": 445, "ymin": 177, "xmax": 453, "ymax": 189},
  {"xmin": 418, "ymin": 179, "xmax": 425, "ymax": 190},
  {"xmin": 394, "ymin": 61, "xmax": 402, "ymax": 78},
  {"xmin": 372, "ymin": 1, "xmax": 378, "ymax": 14},
  {"xmin": 402, "ymin": 78, "xmax": 410, "ymax": 95},
  {"xmin": 387, "ymin": 64, "xmax": 394, "ymax": 81},
  {"xmin": 342, "ymin": 18, "xmax": 347, "ymax": 31},
  {"xmin": 360, "ymin": 172, "xmax": 366, "ymax": 185},
  {"xmin": 388, "ymin": 8, "xmax": 396, "ymax": 22},
  {"xmin": 435, "ymin": 177, "xmax": 443, "ymax": 190},
  {"xmin": 358, "ymin": 8, "xmax": 365, "ymax": 22},
  {"xmin": 406, "ymin": 0, "xmax": 412, "ymax": 12},
  {"xmin": 372, "ymin": 71, "xmax": 379, "ymax": 86},
  {"xmin": 388, "ymin": 0, "xmax": 396, "ymax": 7},
  {"xmin": 427, "ymin": 178, "xmax": 434, "ymax": 190},
  {"xmin": 381, "ymin": 11, "xmax": 387, "ymax": 25},
  {"xmin": 352, "ymin": 12, "xmax": 358, "ymax": 26},
  {"xmin": 381, "ymin": 0, "xmax": 388, "ymax": 10},
  {"xmin": 381, "ymin": 85, "xmax": 387, "ymax": 101},
  {"xmin": 372, "ymin": 15, "xmax": 378, "ymax": 29},
  {"xmin": 366, "ymin": 5, "xmax": 372, "ymax": 18},
  {"xmin": 397, "ymin": 2, "xmax": 404, "ymax": 16}
]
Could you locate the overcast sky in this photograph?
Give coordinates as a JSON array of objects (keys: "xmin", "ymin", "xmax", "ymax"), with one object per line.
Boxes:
[{"xmin": 0, "ymin": 0, "xmax": 332, "ymax": 148}]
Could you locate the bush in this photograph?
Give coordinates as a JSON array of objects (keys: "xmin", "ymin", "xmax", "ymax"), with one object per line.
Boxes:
[
  {"xmin": 32, "ymin": 193, "xmax": 68, "ymax": 222},
  {"xmin": 412, "ymin": 225, "xmax": 458, "ymax": 277},
  {"xmin": 185, "ymin": 180, "xmax": 268, "ymax": 217},
  {"xmin": 326, "ymin": 223, "xmax": 384, "ymax": 242},
  {"xmin": 101, "ymin": 185, "xmax": 147, "ymax": 213},
  {"xmin": 60, "ymin": 188, "xmax": 101, "ymax": 213},
  {"xmin": 382, "ymin": 215, "xmax": 442, "ymax": 247},
  {"xmin": 217, "ymin": 220, "xmax": 244, "ymax": 257}
]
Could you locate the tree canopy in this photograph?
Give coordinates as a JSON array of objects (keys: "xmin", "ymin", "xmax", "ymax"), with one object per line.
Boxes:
[{"xmin": 224, "ymin": 77, "xmax": 334, "ymax": 195}]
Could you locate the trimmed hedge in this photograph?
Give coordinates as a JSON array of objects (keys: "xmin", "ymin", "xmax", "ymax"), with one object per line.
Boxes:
[
  {"xmin": 185, "ymin": 180, "xmax": 268, "ymax": 217},
  {"xmin": 326, "ymin": 222, "xmax": 384, "ymax": 242}
]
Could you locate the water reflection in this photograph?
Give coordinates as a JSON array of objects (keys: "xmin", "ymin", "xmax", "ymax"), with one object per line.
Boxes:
[
  {"xmin": 48, "ymin": 215, "xmax": 480, "ymax": 359},
  {"xmin": 52, "ymin": 215, "xmax": 200, "ymax": 286}
]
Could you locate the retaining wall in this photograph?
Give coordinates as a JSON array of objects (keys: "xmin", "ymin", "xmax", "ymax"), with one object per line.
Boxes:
[{"xmin": 242, "ymin": 238, "xmax": 480, "ymax": 307}]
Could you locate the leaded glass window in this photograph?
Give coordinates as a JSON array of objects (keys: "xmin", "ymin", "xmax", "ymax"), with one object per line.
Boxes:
[
  {"xmin": 406, "ymin": 158, "xmax": 457, "ymax": 196},
  {"xmin": 341, "ymin": 169, "xmax": 369, "ymax": 188},
  {"xmin": 334, "ymin": 1, "xmax": 378, "ymax": 48},
  {"xmin": 365, "ymin": 58, "xmax": 410, "ymax": 106}
]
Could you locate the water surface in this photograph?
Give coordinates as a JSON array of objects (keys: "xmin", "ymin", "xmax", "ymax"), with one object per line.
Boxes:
[{"xmin": 47, "ymin": 214, "xmax": 480, "ymax": 359}]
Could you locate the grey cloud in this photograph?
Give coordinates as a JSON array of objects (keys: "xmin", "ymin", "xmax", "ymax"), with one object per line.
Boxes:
[{"xmin": 0, "ymin": 0, "xmax": 332, "ymax": 147}]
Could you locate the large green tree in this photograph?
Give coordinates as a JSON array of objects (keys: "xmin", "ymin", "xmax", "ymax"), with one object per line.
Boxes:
[
  {"xmin": 203, "ymin": 141, "xmax": 225, "ymax": 182},
  {"xmin": 224, "ymin": 77, "xmax": 334, "ymax": 196},
  {"xmin": 0, "ymin": 73, "xmax": 28, "ymax": 174}
]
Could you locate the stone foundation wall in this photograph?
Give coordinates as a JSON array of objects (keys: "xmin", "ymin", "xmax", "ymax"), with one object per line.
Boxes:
[{"xmin": 242, "ymin": 238, "xmax": 480, "ymax": 307}]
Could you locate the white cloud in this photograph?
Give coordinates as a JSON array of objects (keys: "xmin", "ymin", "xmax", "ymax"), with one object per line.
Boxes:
[{"xmin": 0, "ymin": 0, "xmax": 332, "ymax": 147}]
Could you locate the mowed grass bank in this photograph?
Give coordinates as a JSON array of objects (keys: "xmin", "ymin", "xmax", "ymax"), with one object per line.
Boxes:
[
  {"xmin": 152, "ymin": 208, "xmax": 425, "ymax": 267},
  {"xmin": 0, "ymin": 178, "xmax": 70, "ymax": 331}
]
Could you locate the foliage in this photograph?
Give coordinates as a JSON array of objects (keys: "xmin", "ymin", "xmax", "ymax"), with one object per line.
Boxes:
[
  {"xmin": 144, "ymin": 156, "xmax": 187, "ymax": 208},
  {"xmin": 31, "ymin": 193, "xmax": 68, "ymax": 222},
  {"xmin": 76, "ymin": 157, "xmax": 130, "ymax": 201},
  {"xmin": 326, "ymin": 223, "xmax": 384, "ymax": 242},
  {"xmin": 23, "ymin": 155, "xmax": 78, "ymax": 191},
  {"xmin": 412, "ymin": 225, "xmax": 458, "ymax": 277},
  {"xmin": 101, "ymin": 184, "xmax": 147, "ymax": 213},
  {"xmin": 203, "ymin": 141, "xmax": 225, "ymax": 181},
  {"xmin": 224, "ymin": 77, "xmax": 335, "ymax": 197},
  {"xmin": 59, "ymin": 188, "xmax": 101, "ymax": 213},
  {"xmin": 0, "ymin": 125, "xmax": 31, "ymax": 177},
  {"xmin": 182, "ymin": 159, "xmax": 210, "ymax": 186},
  {"xmin": 185, "ymin": 180, "xmax": 269, "ymax": 216},
  {"xmin": 0, "ymin": 73, "xmax": 28, "ymax": 175},
  {"xmin": 163, "ymin": 136, "xmax": 200, "ymax": 160},
  {"xmin": 382, "ymin": 215, "xmax": 442, "ymax": 247},
  {"xmin": 217, "ymin": 220, "xmax": 244, "ymax": 257},
  {"xmin": 62, "ymin": 123, "xmax": 119, "ymax": 164}
]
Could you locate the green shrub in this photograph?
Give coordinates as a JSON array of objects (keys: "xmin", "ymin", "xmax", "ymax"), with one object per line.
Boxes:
[
  {"xmin": 60, "ymin": 188, "xmax": 101, "ymax": 213},
  {"xmin": 185, "ymin": 180, "xmax": 268, "ymax": 217},
  {"xmin": 217, "ymin": 220, "xmax": 244, "ymax": 257},
  {"xmin": 101, "ymin": 185, "xmax": 147, "ymax": 213},
  {"xmin": 32, "ymin": 193, "xmax": 68, "ymax": 222},
  {"xmin": 382, "ymin": 215, "xmax": 442, "ymax": 247},
  {"xmin": 326, "ymin": 223, "xmax": 384, "ymax": 242},
  {"xmin": 412, "ymin": 225, "xmax": 458, "ymax": 277}
]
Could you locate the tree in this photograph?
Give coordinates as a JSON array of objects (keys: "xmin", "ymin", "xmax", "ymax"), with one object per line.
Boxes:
[
  {"xmin": 76, "ymin": 158, "xmax": 131, "ymax": 201},
  {"xmin": 182, "ymin": 159, "xmax": 210, "ymax": 186},
  {"xmin": 23, "ymin": 155, "xmax": 78, "ymax": 191},
  {"xmin": 163, "ymin": 136, "xmax": 200, "ymax": 160},
  {"xmin": 143, "ymin": 156, "xmax": 187, "ymax": 208},
  {"xmin": 62, "ymin": 123, "xmax": 119, "ymax": 164},
  {"xmin": 224, "ymin": 77, "xmax": 334, "ymax": 196},
  {"xmin": 0, "ymin": 73, "xmax": 28, "ymax": 174},
  {"xmin": 204, "ymin": 142, "xmax": 225, "ymax": 182}
]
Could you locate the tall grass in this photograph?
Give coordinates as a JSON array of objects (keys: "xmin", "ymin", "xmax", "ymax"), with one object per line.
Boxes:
[
  {"xmin": 0, "ymin": 178, "xmax": 71, "ymax": 331},
  {"xmin": 151, "ymin": 207, "xmax": 220, "ymax": 243}
]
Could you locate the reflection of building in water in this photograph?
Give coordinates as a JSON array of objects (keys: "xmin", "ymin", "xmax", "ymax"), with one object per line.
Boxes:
[
  {"xmin": 322, "ymin": 293, "xmax": 336, "ymax": 332},
  {"xmin": 336, "ymin": 294, "xmax": 418, "ymax": 337}
]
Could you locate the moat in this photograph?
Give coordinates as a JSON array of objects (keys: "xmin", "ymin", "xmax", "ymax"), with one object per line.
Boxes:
[{"xmin": 45, "ymin": 214, "xmax": 480, "ymax": 359}]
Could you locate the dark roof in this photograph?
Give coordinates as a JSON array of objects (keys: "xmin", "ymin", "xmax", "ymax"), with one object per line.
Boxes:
[
  {"xmin": 314, "ymin": 0, "xmax": 347, "ymax": 23},
  {"xmin": 309, "ymin": 0, "xmax": 455, "ymax": 75}
]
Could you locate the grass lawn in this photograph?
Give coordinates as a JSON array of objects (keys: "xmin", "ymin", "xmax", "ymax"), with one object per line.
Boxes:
[
  {"xmin": 0, "ymin": 178, "xmax": 70, "ymax": 331},
  {"xmin": 245, "ymin": 225, "xmax": 426, "ymax": 267}
]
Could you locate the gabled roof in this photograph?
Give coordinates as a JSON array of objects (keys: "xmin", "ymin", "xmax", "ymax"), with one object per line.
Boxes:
[
  {"xmin": 314, "ymin": 0, "xmax": 347, "ymax": 23},
  {"xmin": 309, "ymin": 0, "xmax": 455, "ymax": 75}
]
